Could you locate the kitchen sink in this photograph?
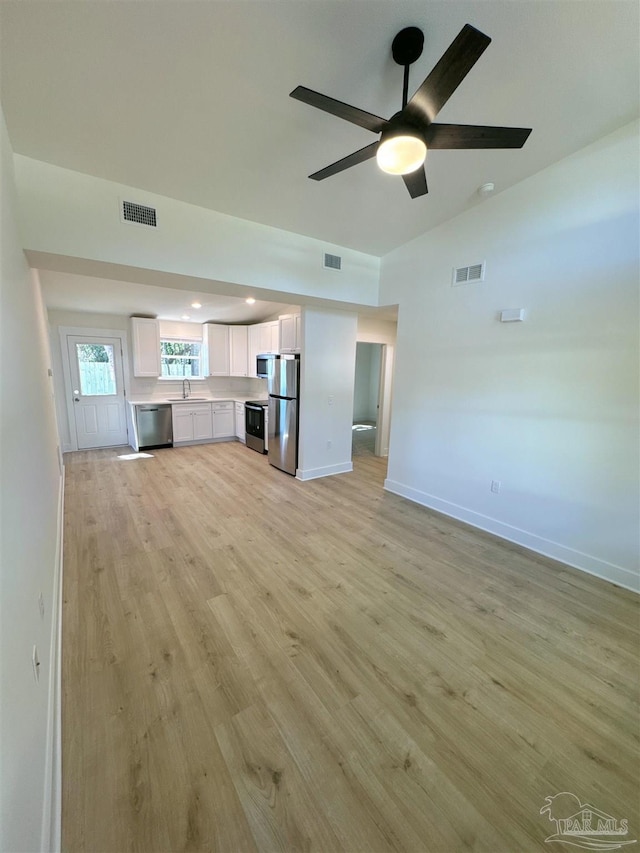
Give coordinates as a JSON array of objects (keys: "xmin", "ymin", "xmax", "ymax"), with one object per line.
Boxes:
[{"xmin": 166, "ymin": 397, "xmax": 209, "ymax": 402}]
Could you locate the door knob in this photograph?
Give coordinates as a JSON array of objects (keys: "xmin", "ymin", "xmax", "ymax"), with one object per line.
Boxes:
[{"xmin": 74, "ymin": 397, "xmax": 80, "ymax": 402}]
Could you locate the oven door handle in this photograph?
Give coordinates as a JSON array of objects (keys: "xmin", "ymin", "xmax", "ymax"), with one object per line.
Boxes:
[{"xmin": 246, "ymin": 404, "xmax": 265, "ymax": 411}]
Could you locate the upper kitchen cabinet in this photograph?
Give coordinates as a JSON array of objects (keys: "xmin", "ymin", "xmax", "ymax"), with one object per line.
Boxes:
[
  {"xmin": 131, "ymin": 317, "xmax": 161, "ymax": 377},
  {"xmin": 279, "ymin": 313, "xmax": 301, "ymax": 353},
  {"xmin": 265, "ymin": 320, "xmax": 280, "ymax": 354},
  {"xmin": 203, "ymin": 323, "xmax": 230, "ymax": 376},
  {"xmin": 248, "ymin": 321, "xmax": 280, "ymax": 377},
  {"xmin": 229, "ymin": 325, "xmax": 249, "ymax": 376}
]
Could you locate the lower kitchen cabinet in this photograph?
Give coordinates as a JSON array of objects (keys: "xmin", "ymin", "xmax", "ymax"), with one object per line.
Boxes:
[
  {"xmin": 235, "ymin": 402, "xmax": 245, "ymax": 441},
  {"xmin": 212, "ymin": 402, "xmax": 235, "ymax": 438},
  {"xmin": 169, "ymin": 400, "xmax": 253, "ymax": 446},
  {"xmin": 172, "ymin": 403, "xmax": 213, "ymax": 443}
]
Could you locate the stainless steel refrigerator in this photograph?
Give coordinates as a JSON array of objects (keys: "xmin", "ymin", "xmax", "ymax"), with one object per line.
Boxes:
[{"xmin": 267, "ymin": 354, "xmax": 299, "ymax": 475}]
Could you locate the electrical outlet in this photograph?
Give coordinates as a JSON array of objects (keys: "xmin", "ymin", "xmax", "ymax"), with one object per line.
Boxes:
[
  {"xmin": 491, "ymin": 480, "xmax": 501, "ymax": 494},
  {"xmin": 38, "ymin": 592, "xmax": 45, "ymax": 619},
  {"xmin": 327, "ymin": 440, "xmax": 332, "ymax": 449},
  {"xmin": 32, "ymin": 645, "xmax": 40, "ymax": 683},
  {"xmin": 328, "ymin": 396, "xmax": 334, "ymax": 406}
]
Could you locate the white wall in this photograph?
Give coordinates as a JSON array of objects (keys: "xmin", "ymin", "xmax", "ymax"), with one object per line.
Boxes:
[
  {"xmin": 47, "ymin": 309, "xmax": 266, "ymax": 451},
  {"xmin": 0, "ymin": 110, "xmax": 63, "ymax": 852},
  {"xmin": 15, "ymin": 156, "xmax": 380, "ymax": 307},
  {"xmin": 381, "ymin": 121, "xmax": 640, "ymax": 591},
  {"xmin": 298, "ymin": 308, "xmax": 357, "ymax": 480},
  {"xmin": 357, "ymin": 315, "xmax": 397, "ymax": 345}
]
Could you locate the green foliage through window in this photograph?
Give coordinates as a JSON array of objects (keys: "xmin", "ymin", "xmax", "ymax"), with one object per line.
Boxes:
[
  {"xmin": 77, "ymin": 343, "xmax": 110, "ymax": 363},
  {"xmin": 160, "ymin": 340, "xmax": 202, "ymax": 378}
]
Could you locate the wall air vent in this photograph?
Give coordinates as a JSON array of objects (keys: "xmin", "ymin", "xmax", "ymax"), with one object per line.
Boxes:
[
  {"xmin": 452, "ymin": 261, "xmax": 485, "ymax": 286},
  {"xmin": 121, "ymin": 200, "xmax": 157, "ymax": 228},
  {"xmin": 323, "ymin": 252, "xmax": 342, "ymax": 271}
]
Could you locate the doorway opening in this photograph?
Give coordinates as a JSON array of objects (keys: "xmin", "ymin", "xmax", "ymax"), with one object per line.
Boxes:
[{"xmin": 352, "ymin": 342, "xmax": 383, "ymax": 457}]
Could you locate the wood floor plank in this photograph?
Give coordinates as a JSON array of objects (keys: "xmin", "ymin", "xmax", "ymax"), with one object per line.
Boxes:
[
  {"xmin": 215, "ymin": 701, "xmax": 343, "ymax": 853},
  {"xmin": 62, "ymin": 442, "xmax": 640, "ymax": 852}
]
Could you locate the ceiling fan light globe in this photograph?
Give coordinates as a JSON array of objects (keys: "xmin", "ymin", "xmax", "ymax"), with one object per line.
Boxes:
[{"xmin": 376, "ymin": 135, "xmax": 427, "ymax": 175}]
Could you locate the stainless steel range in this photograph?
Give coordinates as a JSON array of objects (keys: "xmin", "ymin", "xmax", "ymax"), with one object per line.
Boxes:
[{"xmin": 245, "ymin": 401, "xmax": 268, "ymax": 454}]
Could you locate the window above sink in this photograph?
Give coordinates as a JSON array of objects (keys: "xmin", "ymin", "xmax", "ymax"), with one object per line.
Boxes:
[{"xmin": 160, "ymin": 339, "xmax": 203, "ymax": 378}]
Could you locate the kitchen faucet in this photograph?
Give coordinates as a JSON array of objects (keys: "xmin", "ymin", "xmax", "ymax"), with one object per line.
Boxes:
[{"xmin": 182, "ymin": 378, "xmax": 191, "ymax": 399}]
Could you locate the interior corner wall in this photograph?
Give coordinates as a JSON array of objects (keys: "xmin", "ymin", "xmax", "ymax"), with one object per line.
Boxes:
[
  {"xmin": 0, "ymin": 109, "xmax": 63, "ymax": 851},
  {"xmin": 380, "ymin": 121, "xmax": 640, "ymax": 592},
  {"xmin": 298, "ymin": 308, "xmax": 357, "ymax": 480}
]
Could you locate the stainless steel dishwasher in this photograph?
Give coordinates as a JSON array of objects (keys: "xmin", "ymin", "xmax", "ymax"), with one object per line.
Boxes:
[{"xmin": 136, "ymin": 404, "xmax": 173, "ymax": 449}]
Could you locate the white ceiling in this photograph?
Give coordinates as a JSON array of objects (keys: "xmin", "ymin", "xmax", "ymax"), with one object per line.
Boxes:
[
  {"xmin": 38, "ymin": 267, "xmax": 399, "ymax": 325},
  {"xmin": 39, "ymin": 270, "xmax": 298, "ymax": 324},
  {"xmin": 1, "ymin": 1, "xmax": 638, "ymax": 258}
]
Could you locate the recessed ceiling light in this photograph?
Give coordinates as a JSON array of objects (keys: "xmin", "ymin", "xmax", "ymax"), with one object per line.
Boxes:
[
  {"xmin": 181, "ymin": 314, "xmax": 190, "ymax": 320},
  {"xmin": 191, "ymin": 302, "xmax": 202, "ymax": 309},
  {"xmin": 246, "ymin": 297, "xmax": 256, "ymax": 305}
]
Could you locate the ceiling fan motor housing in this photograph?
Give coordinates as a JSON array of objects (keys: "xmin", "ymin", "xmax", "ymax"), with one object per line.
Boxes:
[
  {"xmin": 391, "ymin": 27, "xmax": 425, "ymax": 66},
  {"xmin": 381, "ymin": 112, "xmax": 428, "ymax": 145}
]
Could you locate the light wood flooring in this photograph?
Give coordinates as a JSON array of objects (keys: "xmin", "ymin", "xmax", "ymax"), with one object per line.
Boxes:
[{"xmin": 62, "ymin": 442, "xmax": 639, "ymax": 852}]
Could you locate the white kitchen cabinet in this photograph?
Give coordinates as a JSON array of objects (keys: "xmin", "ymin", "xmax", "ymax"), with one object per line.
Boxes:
[
  {"xmin": 212, "ymin": 401, "xmax": 235, "ymax": 438},
  {"xmin": 279, "ymin": 313, "xmax": 301, "ymax": 353},
  {"xmin": 248, "ymin": 321, "xmax": 280, "ymax": 377},
  {"xmin": 203, "ymin": 324, "xmax": 230, "ymax": 376},
  {"xmin": 172, "ymin": 406, "xmax": 195, "ymax": 443},
  {"xmin": 235, "ymin": 402, "xmax": 245, "ymax": 441},
  {"xmin": 247, "ymin": 324, "xmax": 261, "ymax": 379},
  {"xmin": 229, "ymin": 325, "xmax": 249, "ymax": 376},
  {"xmin": 259, "ymin": 321, "xmax": 279, "ymax": 354},
  {"xmin": 267, "ymin": 320, "xmax": 280, "ymax": 354},
  {"xmin": 172, "ymin": 403, "xmax": 212, "ymax": 443},
  {"xmin": 131, "ymin": 317, "xmax": 161, "ymax": 377},
  {"xmin": 294, "ymin": 314, "xmax": 301, "ymax": 351},
  {"xmin": 192, "ymin": 405, "xmax": 213, "ymax": 440}
]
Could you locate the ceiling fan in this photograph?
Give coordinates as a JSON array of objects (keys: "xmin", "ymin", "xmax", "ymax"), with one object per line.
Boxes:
[{"xmin": 290, "ymin": 24, "xmax": 532, "ymax": 198}]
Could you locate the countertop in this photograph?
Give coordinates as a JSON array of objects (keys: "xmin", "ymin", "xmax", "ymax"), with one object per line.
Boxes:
[{"xmin": 128, "ymin": 394, "xmax": 268, "ymax": 406}]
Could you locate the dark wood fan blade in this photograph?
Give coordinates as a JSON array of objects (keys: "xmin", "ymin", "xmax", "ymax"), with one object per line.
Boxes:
[
  {"xmin": 309, "ymin": 141, "xmax": 379, "ymax": 181},
  {"xmin": 402, "ymin": 167, "xmax": 428, "ymax": 198},
  {"xmin": 404, "ymin": 24, "xmax": 491, "ymax": 126},
  {"xmin": 426, "ymin": 123, "xmax": 531, "ymax": 148},
  {"xmin": 290, "ymin": 86, "xmax": 387, "ymax": 133}
]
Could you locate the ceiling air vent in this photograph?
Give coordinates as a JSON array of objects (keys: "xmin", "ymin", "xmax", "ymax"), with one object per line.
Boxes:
[
  {"xmin": 452, "ymin": 261, "xmax": 485, "ymax": 286},
  {"xmin": 323, "ymin": 252, "xmax": 342, "ymax": 271},
  {"xmin": 121, "ymin": 200, "xmax": 157, "ymax": 228}
]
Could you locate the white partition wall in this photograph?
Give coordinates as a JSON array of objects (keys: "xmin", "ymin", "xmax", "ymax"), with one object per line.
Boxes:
[
  {"xmin": 297, "ymin": 308, "xmax": 358, "ymax": 480},
  {"xmin": 381, "ymin": 122, "xmax": 640, "ymax": 591}
]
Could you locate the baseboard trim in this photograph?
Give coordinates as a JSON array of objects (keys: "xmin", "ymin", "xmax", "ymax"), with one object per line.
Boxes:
[
  {"xmin": 297, "ymin": 461, "xmax": 353, "ymax": 481},
  {"xmin": 384, "ymin": 478, "xmax": 639, "ymax": 593},
  {"xmin": 41, "ymin": 467, "xmax": 64, "ymax": 853}
]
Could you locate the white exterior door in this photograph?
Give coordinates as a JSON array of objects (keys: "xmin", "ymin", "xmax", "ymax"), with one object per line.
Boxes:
[{"xmin": 67, "ymin": 335, "xmax": 128, "ymax": 449}]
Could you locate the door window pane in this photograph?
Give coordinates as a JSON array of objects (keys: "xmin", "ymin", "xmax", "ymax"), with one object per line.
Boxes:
[{"xmin": 76, "ymin": 343, "xmax": 117, "ymax": 396}]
